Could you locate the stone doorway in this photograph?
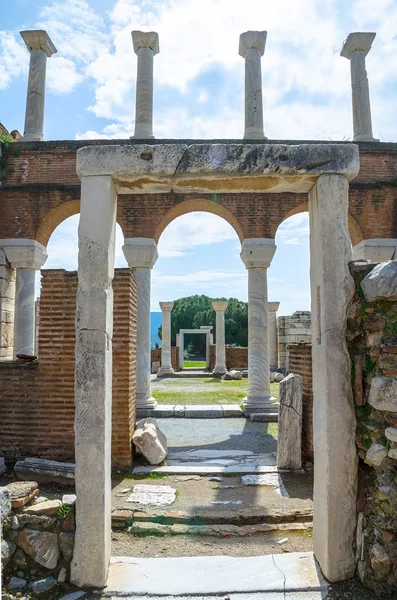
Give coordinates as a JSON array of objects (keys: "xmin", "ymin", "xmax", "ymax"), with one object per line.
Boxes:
[
  {"xmin": 71, "ymin": 141, "xmax": 359, "ymax": 588},
  {"xmin": 178, "ymin": 328, "xmax": 212, "ymax": 370}
]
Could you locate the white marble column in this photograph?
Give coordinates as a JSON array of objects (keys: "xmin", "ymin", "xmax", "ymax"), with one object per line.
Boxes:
[
  {"xmin": 131, "ymin": 31, "xmax": 159, "ymax": 139},
  {"xmin": 158, "ymin": 301, "xmax": 174, "ymax": 376},
  {"xmin": 123, "ymin": 238, "xmax": 158, "ymax": 409},
  {"xmin": 268, "ymin": 301, "xmax": 280, "ymax": 370},
  {"xmin": 340, "ymin": 32, "xmax": 377, "ymax": 142},
  {"xmin": 71, "ymin": 175, "xmax": 116, "ymax": 588},
  {"xmin": 20, "ymin": 30, "xmax": 57, "ymax": 142},
  {"xmin": 212, "ymin": 301, "xmax": 228, "ymax": 376},
  {"xmin": 2, "ymin": 239, "xmax": 48, "ymax": 358},
  {"xmin": 240, "ymin": 238, "xmax": 277, "ymax": 414},
  {"xmin": 239, "ymin": 31, "xmax": 267, "ymax": 139},
  {"xmin": 309, "ymin": 174, "xmax": 357, "ymax": 581}
]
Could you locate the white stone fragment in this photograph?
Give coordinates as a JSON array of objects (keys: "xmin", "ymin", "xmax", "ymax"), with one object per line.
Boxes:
[
  {"xmin": 361, "ymin": 261, "xmax": 397, "ymax": 302},
  {"xmin": 368, "ymin": 377, "xmax": 397, "ymax": 412},
  {"xmin": 62, "ymin": 494, "xmax": 77, "ymax": 506},
  {"xmin": 126, "ymin": 484, "xmax": 176, "ymax": 506},
  {"xmin": 277, "ymin": 373, "xmax": 302, "ymax": 470},
  {"xmin": 364, "ymin": 443, "xmax": 388, "ymax": 467},
  {"xmin": 385, "ymin": 428, "xmax": 397, "ymax": 443},
  {"xmin": 132, "ymin": 418, "xmax": 167, "ymax": 465}
]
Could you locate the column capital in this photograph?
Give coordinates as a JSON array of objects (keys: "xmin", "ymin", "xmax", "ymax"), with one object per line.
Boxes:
[
  {"xmin": 340, "ymin": 32, "xmax": 376, "ymax": 59},
  {"xmin": 240, "ymin": 238, "xmax": 276, "ymax": 268},
  {"xmin": 20, "ymin": 30, "xmax": 57, "ymax": 57},
  {"xmin": 160, "ymin": 301, "xmax": 174, "ymax": 312},
  {"xmin": 123, "ymin": 237, "xmax": 158, "ymax": 268},
  {"xmin": 212, "ymin": 300, "xmax": 228, "ymax": 312},
  {"xmin": 1, "ymin": 239, "xmax": 47, "ymax": 269},
  {"xmin": 132, "ymin": 31, "xmax": 159, "ymax": 55},
  {"xmin": 239, "ymin": 31, "xmax": 267, "ymax": 58},
  {"xmin": 268, "ymin": 301, "xmax": 280, "ymax": 312}
]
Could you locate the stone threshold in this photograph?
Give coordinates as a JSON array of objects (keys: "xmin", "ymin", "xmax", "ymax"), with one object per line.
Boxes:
[
  {"xmin": 136, "ymin": 404, "xmax": 244, "ymax": 419},
  {"xmin": 129, "ymin": 520, "xmax": 313, "ymax": 537},
  {"xmin": 102, "ymin": 552, "xmax": 328, "ymax": 596}
]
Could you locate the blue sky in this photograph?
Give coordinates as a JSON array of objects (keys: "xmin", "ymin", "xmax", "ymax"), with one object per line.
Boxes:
[{"xmin": 1, "ymin": 0, "xmax": 396, "ymax": 317}]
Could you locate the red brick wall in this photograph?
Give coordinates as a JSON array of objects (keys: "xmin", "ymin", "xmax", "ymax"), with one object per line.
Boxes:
[
  {"xmin": 209, "ymin": 345, "xmax": 248, "ymax": 370},
  {"xmin": 1, "ymin": 143, "xmax": 397, "ymax": 246},
  {"xmin": 151, "ymin": 347, "xmax": 180, "ymax": 371},
  {"xmin": 288, "ymin": 342, "xmax": 313, "ymax": 461},
  {"xmin": 0, "ymin": 268, "xmax": 137, "ymax": 469}
]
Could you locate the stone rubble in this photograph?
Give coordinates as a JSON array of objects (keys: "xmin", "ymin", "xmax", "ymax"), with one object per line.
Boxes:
[
  {"xmin": 14, "ymin": 457, "xmax": 75, "ymax": 484},
  {"xmin": 132, "ymin": 417, "xmax": 168, "ymax": 465}
]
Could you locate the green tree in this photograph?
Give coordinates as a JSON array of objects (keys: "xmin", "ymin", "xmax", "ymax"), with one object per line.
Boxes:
[{"xmin": 158, "ymin": 295, "xmax": 248, "ymax": 354}]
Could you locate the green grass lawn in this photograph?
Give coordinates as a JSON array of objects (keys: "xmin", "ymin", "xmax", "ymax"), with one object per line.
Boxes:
[
  {"xmin": 183, "ymin": 360, "xmax": 207, "ymax": 368},
  {"xmin": 152, "ymin": 378, "xmax": 279, "ymax": 405}
]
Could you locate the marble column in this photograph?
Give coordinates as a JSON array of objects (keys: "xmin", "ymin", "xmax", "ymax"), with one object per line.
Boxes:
[
  {"xmin": 212, "ymin": 301, "xmax": 228, "ymax": 376},
  {"xmin": 123, "ymin": 238, "xmax": 158, "ymax": 409},
  {"xmin": 71, "ymin": 175, "xmax": 116, "ymax": 588},
  {"xmin": 340, "ymin": 32, "xmax": 377, "ymax": 142},
  {"xmin": 239, "ymin": 31, "xmax": 267, "ymax": 139},
  {"xmin": 20, "ymin": 30, "xmax": 57, "ymax": 142},
  {"xmin": 158, "ymin": 301, "xmax": 174, "ymax": 376},
  {"xmin": 2, "ymin": 239, "xmax": 48, "ymax": 358},
  {"xmin": 240, "ymin": 238, "xmax": 277, "ymax": 414},
  {"xmin": 131, "ymin": 31, "xmax": 159, "ymax": 139},
  {"xmin": 268, "ymin": 301, "xmax": 280, "ymax": 370}
]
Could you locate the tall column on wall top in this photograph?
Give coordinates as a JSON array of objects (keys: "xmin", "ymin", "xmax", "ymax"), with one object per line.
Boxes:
[
  {"xmin": 20, "ymin": 30, "xmax": 57, "ymax": 141},
  {"xmin": 309, "ymin": 173, "xmax": 357, "ymax": 581},
  {"xmin": 212, "ymin": 301, "xmax": 228, "ymax": 376},
  {"xmin": 71, "ymin": 175, "xmax": 116, "ymax": 588},
  {"xmin": 340, "ymin": 32, "xmax": 377, "ymax": 142},
  {"xmin": 158, "ymin": 301, "xmax": 174, "ymax": 377},
  {"xmin": 268, "ymin": 301, "xmax": 280, "ymax": 370},
  {"xmin": 239, "ymin": 31, "xmax": 267, "ymax": 139},
  {"xmin": 123, "ymin": 238, "xmax": 158, "ymax": 409},
  {"xmin": 131, "ymin": 31, "xmax": 159, "ymax": 139},
  {"xmin": 240, "ymin": 238, "xmax": 277, "ymax": 414},
  {"xmin": 2, "ymin": 239, "xmax": 47, "ymax": 358}
]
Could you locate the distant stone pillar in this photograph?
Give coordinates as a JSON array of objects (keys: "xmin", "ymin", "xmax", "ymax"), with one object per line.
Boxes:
[
  {"xmin": 212, "ymin": 301, "xmax": 228, "ymax": 376},
  {"xmin": 123, "ymin": 238, "xmax": 158, "ymax": 409},
  {"xmin": 241, "ymin": 239, "xmax": 277, "ymax": 414},
  {"xmin": 20, "ymin": 30, "xmax": 57, "ymax": 141},
  {"xmin": 131, "ymin": 31, "xmax": 159, "ymax": 139},
  {"xmin": 340, "ymin": 32, "xmax": 377, "ymax": 142},
  {"xmin": 268, "ymin": 302, "xmax": 280, "ymax": 370},
  {"xmin": 158, "ymin": 302, "xmax": 174, "ymax": 376},
  {"xmin": 239, "ymin": 31, "xmax": 267, "ymax": 139},
  {"xmin": 2, "ymin": 240, "xmax": 47, "ymax": 358}
]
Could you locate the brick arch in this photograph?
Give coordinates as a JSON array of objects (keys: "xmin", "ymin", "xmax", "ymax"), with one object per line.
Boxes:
[
  {"xmin": 275, "ymin": 200, "xmax": 364, "ymax": 247},
  {"xmin": 36, "ymin": 200, "xmax": 81, "ymax": 246},
  {"xmin": 153, "ymin": 198, "xmax": 245, "ymax": 243}
]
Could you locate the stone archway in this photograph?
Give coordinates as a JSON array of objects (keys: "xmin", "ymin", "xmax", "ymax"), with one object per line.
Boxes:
[
  {"xmin": 71, "ymin": 142, "xmax": 359, "ymax": 588},
  {"xmin": 178, "ymin": 328, "xmax": 212, "ymax": 369}
]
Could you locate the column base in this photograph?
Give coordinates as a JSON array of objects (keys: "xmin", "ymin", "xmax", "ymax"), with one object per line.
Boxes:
[
  {"xmin": 242, "ymin": 396, "xmax": 278, "ymax": 415},
  {"xmin": 243, "ymin": 129, "xmax": 267, "ymax": 140},
  {"xmin": 353, "ymin": 134, "xmax": 379, "ymax": 142},
  {"xmin": 213, "ymin": 367, "xmax": 227, "ymax": 378},
  {"xmin": 130, "ymin": 133, "xmax": 155, "ymax": 139},
  {"xmin": 136, "ymin": 396, "xmax": 158, "ymax": 410},
  {"xmin": 157, "ymin": 367, "xmax": 175, "ymax": 377}
]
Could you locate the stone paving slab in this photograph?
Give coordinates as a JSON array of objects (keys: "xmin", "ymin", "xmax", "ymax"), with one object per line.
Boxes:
[
  {"xmin": 133, "ymin": 462, "xmax": 278, "ymax": 476},
  {"xmin": 104, "ymin": 552, "xmax": 327, "ymax": 596},
  {"xmin": 184, "ymin": 404, "xmax": 224, "ymax": 418}
]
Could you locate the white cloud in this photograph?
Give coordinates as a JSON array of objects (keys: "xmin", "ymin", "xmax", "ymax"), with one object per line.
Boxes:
[
  {"xmin": 276, "ymin": 213, "xmax": 310, "ymax": 246},
  {"xmin": 47, "ymin": 57, "xmax": 83, "ymax": 94},
  {"xmin": 0, "ymin": 31, "xmax": 28, "ymax": 90}
]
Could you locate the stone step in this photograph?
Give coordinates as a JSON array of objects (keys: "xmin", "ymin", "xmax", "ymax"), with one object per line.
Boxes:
[
  {"xmin": 103, "ymin": 552, "xmax": 327, "ymax": 597},
  {"xmin": 136, "ymin": 404, "xmax": 244, "ymax": 419},
  {"xmin": 250, "ymin": 412, "xmax": 279, "ymax": 422},
  {"xmin": 129, "ymin": 520, "xmax": 313, "ymax": 537}
]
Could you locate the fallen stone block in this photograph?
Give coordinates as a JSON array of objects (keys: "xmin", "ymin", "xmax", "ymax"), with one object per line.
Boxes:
[
  {"xmin": 14, "ymin": 457, "xmax": 75, "ymax": 485},
  {"xmin": 277, "ymin": 373, "xmax": 303, "ymax": 470},
  {"xmin": 250, "ymin": 412, "xmax": 278, "ymax": 423},
  {"xmin": 274, "ymin": 373, "xmax": 284, "ymax": 382},
  {"xmin": 7, "ymin": 481, "xmax": 39, "ymax": 508},
  {"xmin": 230, "ymin": 370, "xmax": 242, "ymax": 380},
  {"xmin": 17, "ymin": 529, "xmax": 60, "ymax": 569},
  {"xmin": 23, "ymin": 499, "xmax": 62, "ymax": 516},
  {"xmin": 132, "ymin": 418, "xmax": 167, "ymax": 465},
  {"xmin": 223, "ymin": 372, "xmax": 233, "ymax": 380},
  {"xmin": 361, "ymin": 261, "xmax": 397, "ymax": 301}
]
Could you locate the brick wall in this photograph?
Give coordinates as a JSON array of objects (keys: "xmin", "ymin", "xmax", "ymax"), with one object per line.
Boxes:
[
  {"xmin": 288, "ymin": 342, "xmax": 313, "ymax": 461},
  {"xmin": 151, "ymin": 346, "xmax": 180, "ymax": 372},
  {"xmin": 0, "ymin": 268, "xmax": 137, "ymax": 469},
  {"xmin": 0, "ymin": 142, "xmax": 396, "ymax": 246},
  {"xmin": 209, "ymin": 345, "xmax": 248, "ymax": 370}
]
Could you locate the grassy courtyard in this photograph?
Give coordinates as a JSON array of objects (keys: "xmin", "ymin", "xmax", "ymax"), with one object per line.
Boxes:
[
  {"xmin": 151, "ymin": 377, "xmax": 280, "ymax": 405},
  {"xmin": 183, "ymin": 360, "xmax": 207, "ymax": 368}
]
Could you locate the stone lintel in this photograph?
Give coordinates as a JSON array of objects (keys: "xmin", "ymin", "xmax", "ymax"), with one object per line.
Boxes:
[
  {"xmin": 76, "ymin": 143, "xmax": 360, "ymax": 195},
  {"xmin": 132, "ymin": 31, "xmax": 159, "ymax": 55},
  {"xmin": 123, "ymin": 237, "xmax": 158, "ymax": 268},
  {"xmin": 160, "ymin": 301, "xmax": 173, "ymax": 312},
  {"xmin": 1, "ymin": 239, "xmax": 47, "ymax": 269},
  {"xmin": 240, "ymin": 238, "xmax": 276, "ymax": 269},
  {"xmin": 239, "ymin": 31, "xmax": 267, "ymax": 58},
  {"xmin": 340, "ymin": 32, "xmax": 376, "ymax": 59},
  {"xmin": 212, "ymin": 300, "xmax": 228, "ymax": 312},
  {"xmin": 268, "ymin": 301, "xmax": 280, "ymax": 312},
  {"xmin": 180, "ymin": 329, "xmax": 209, "ymax": 335},
  {"xmin": 20, "ymin": 30, "xmax": 57, "ymax": 57},
  {"xmin": 352, "ymin": 238, "xmax": 397, "ymax": 262}
]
